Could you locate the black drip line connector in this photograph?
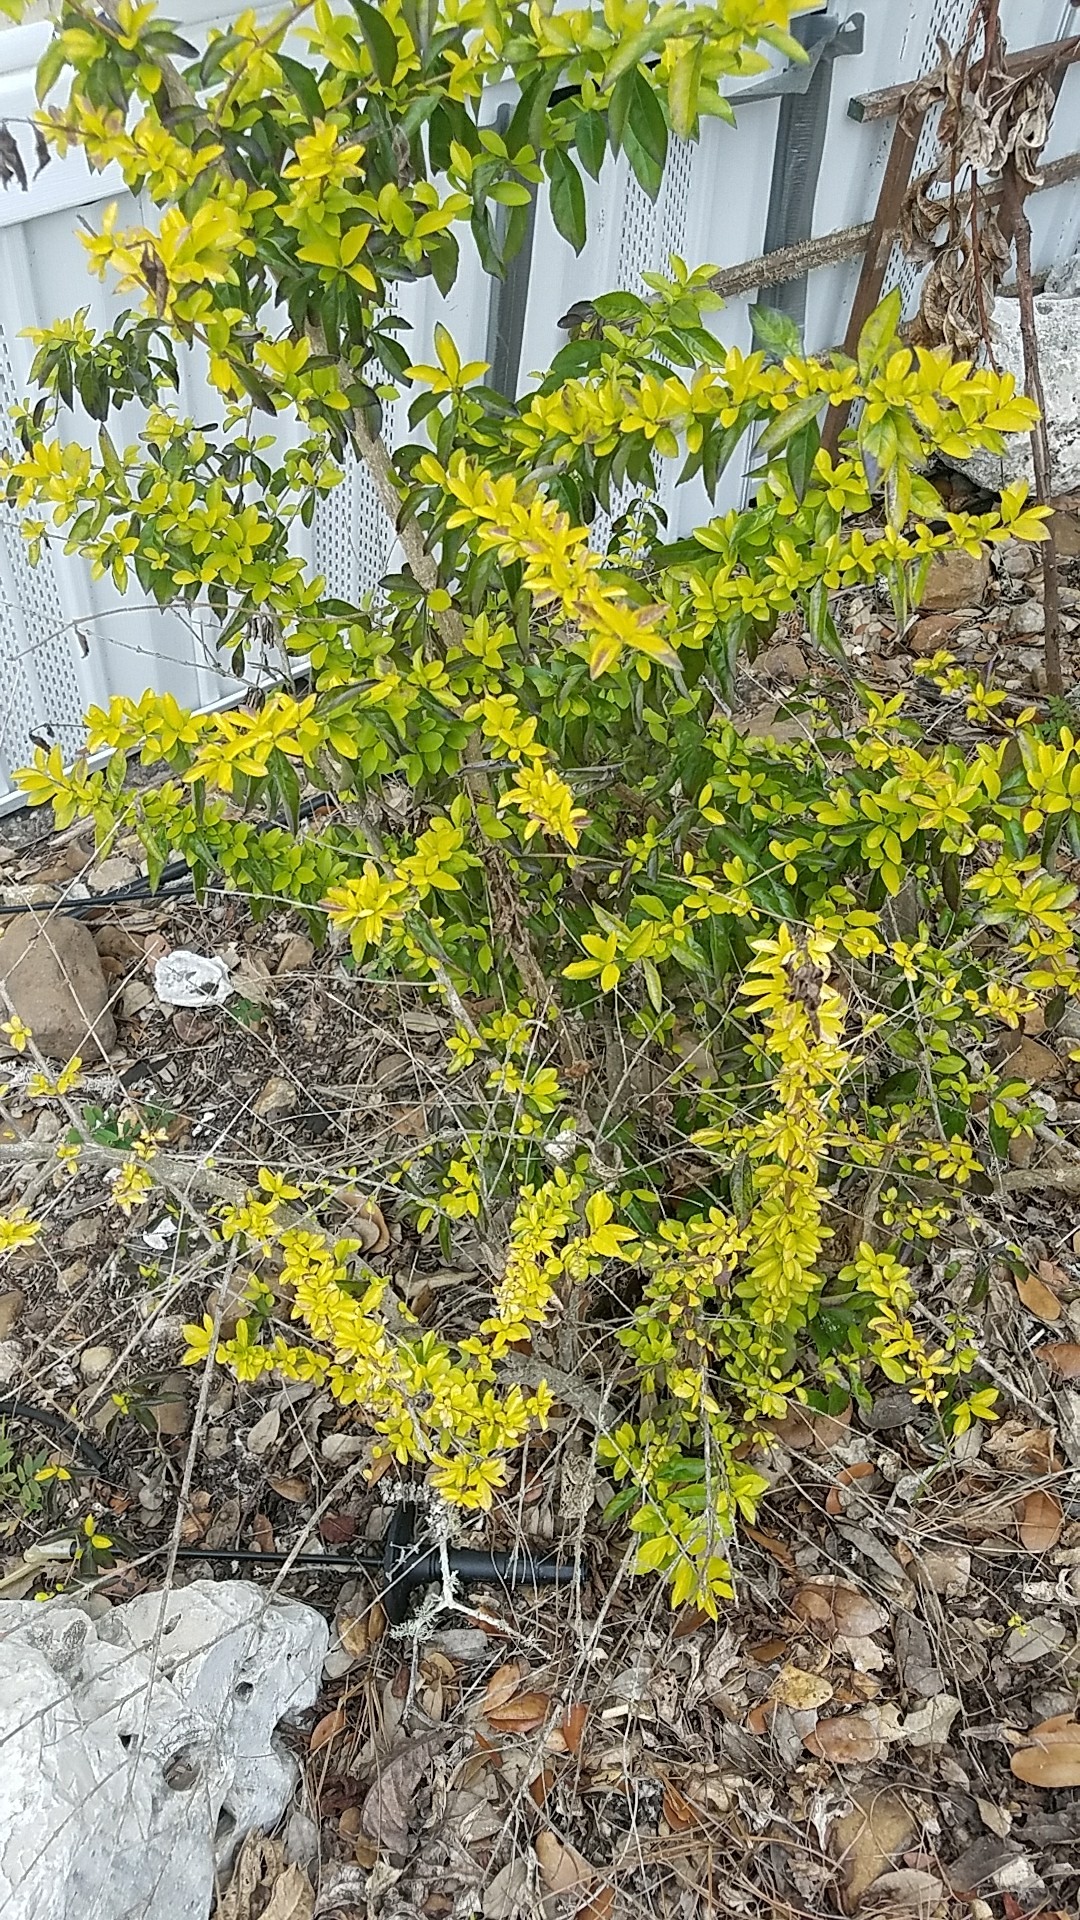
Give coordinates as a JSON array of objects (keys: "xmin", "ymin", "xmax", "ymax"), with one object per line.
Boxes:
[{"xmin": 175, "ymin": 1501, "xmax": 576, "ymax": 1624}]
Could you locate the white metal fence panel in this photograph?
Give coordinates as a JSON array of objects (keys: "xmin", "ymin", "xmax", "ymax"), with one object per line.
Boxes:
[{"xmin": 0, "ymin": 0, "xmax": 1078, "ymax": 809}]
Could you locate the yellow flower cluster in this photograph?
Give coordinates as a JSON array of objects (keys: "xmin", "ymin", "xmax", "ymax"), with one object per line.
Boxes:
[{"xmin": 0, "ymin": 1209, "xmax": 41, "ymax": 1254}]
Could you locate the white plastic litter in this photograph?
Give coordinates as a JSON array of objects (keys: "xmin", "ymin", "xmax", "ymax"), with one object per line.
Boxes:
[
  {"xmin": 153, "ymin": 949, "xmax": 234, "ymax": 1008},
  {"xmin": 0, "ymin": 1580, "xmax": 329, "ymax": 1920},
  {"xmin": 142, "ymin": 1216, "xmax": 178, "ymax": 1252}
]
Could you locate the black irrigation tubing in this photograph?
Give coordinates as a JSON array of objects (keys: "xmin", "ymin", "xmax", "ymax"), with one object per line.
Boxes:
[
  {"xmin": 170, "ymin": 1503, "xmax": 578, "ymax": 1624},
  {"xmin": 0, "ymin": 792, "xmax": 336, "ymax": 917},
  {"xmin": 0, "ymin": 1396, "xmax": 112, "ymax": 1474}
]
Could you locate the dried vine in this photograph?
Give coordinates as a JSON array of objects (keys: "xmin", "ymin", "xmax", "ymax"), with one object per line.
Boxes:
[{"xmin": 897, "ymin": 2, "xmax": 1072, "ymax": 696}]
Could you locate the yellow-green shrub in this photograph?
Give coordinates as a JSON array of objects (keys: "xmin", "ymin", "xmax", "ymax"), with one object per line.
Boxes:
[{"xmin": 4, "ymin": 0, "xmax": 1075, "ymax": 1612}]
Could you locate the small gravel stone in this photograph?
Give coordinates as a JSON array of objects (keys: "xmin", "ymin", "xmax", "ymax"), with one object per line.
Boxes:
[
  {"xmin": 61, "ymin": 1217, "xmax": 102, "ymax": 1252},
  {"xmin": 0, "ymin": 1290, "xmax": 24, "ymax": 1340},
  {"xmin": 0, "ymin": 1340, "xmax": 23, "ymax": 1386},
  {"xmin": 1001, "ymin": 539, "xmax": 1037, "ymax": 577},
  {"xmin": 1010, "ymin": 600, "xmax": 1045, "ymax": 637},
  {"xmin": 89, "ymin": 855, "xmax": 139, "ymax": 894},
  {"xmin": 79, "ymin": 1345, "xmax": 115, "ymax": 1381}
]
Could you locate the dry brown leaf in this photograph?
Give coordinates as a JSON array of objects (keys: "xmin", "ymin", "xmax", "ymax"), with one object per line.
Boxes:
[
  {"xmin": 339, "ymin": 1602, "xmax": 385, "ymax": 1659},
  {"xmin": 1018, "ymin": 1488, "xmax": 1064, "ymax": 1553},
  {"xmin": 1015, "ymin": 1270, "xmax": 1063, "ymax": 1324},
  {"xmin": 482, "ymin": 1861, "xmax": 529, "ymax": 1919},
  {"xmin": 825, "ymin": 1460, "xmax": 876, "ymax": 1517},
  {"xmin": 1040, "ymin": 1341, "xmax": 1080, "ymax": 1380},
  {"xmin": 577, "ymin": 1888, "xmax": 615, "ymax": 1920},
  {"xmin": 337, "ymin": 1194, "xmax": 390, "ymax": 1254},
  {"xmin": 831, "ymin": 1790, "xmax": 916, "ymax": 1915},
  {"xmin": 743, "ymin": 1522, "xmax": 797, "ymax": 1572},
  {"xmin": 276, "ymin": 934, "xmax": 314, "ymax": 974},
  {"xmin": 560, "ymin": 1702, "xmax": 590, "ymax": 1755},
  {"xmin": 1031, "ymin": 1711, "xmax": 1080, "ymax": 1734},
  {"xmin": 320, "ymin": 1514, "xmax": 357, "ymax": 1545},
  {"xmin": 353, "ymin": 1835, "xmax": 379, "ymax": 1871},
  {"xmin": 534, "ymin": 1830, "xmax": 593, "ymax": 1894},
  {"xmin": 748, "ymin": 1637, "xmax": 790, "ymax": 1664},
  {"xmin": 673, "ymin": 1605, "xmax": 711, "ymax": 1636},
  {"xmin": 987, "ymin": 1421, "xmax": 1057, "ymax": 1475},
  {"xmin": 864, "ymin": 1867, "xmax": 945, "ymax": 1914},
  {"xmin": 661, "ymin": 1780, "xmax": 702, "ymax": 1831},
  {"xmin": 482, "ymin": 1662, "xmax": 524, "ymax": 1715},
  {"xmin": 486, "ymin": 1689, "xmax": 550, "ymax": 1734},
  {"xmin": 250, "ymin": 1512, "xmax": 275, "ymax": 1555},
  {"xmin": 266, "ymin": 1474, "xmax": 309, "ymax": 1503},
  {"xmin": 769, "ymin": 1664, "xmax": 834, "ymax": 1712},
  {"xmin": 803, "ymin": 1715, "xmax": 883, "ymax": 1764},
  {"xmin": 1010, "ymin": 1724, "xmax": 1080, "ymax": 1788},
  {"xmin": 213, "ymin": 1836, "xmax": 313, "ymax": 1920},
  {"xmin": 246, "ymin": 1407, "xmax": 281, "ymax": 1456},
  {"xmin": 793, "ymin": 1579, "xmax": 888, "ymax": 1641},
  {"xmin": 528, "ymin": 1766, "xmax": 555, "ymax": 1808},
  {"xmin": 360, "ymin": 1736, "xmax": 438, "ymax": 1857},
  {"xmin": 765, "ymin": 1404, "xmax": 819, "ymax": 1449},
  {"xmin": 261, "ymin": 1866, "xmax": 314, "ymax": 1920},
  {"xmin": 309, "ymin": 1704, "xmax": 347, "ymax": 1753}
]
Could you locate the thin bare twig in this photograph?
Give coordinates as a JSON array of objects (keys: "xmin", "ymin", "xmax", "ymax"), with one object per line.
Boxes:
[{"xmin": 1006, "ymin": 188, "xmax": 1064, "ymax": 695}]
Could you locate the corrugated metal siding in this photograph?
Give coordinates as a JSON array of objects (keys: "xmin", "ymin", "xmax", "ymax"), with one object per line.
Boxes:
[{"xmin": 0, "ymin": 0, "xmax": 1078, "ymax": 808}]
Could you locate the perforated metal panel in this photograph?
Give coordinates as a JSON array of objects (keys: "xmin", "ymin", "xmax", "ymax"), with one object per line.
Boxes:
[
  {"xmin": 0, "ymin": 323, "xmax": 86, "ymax": 779},
  {"xmin": 313, "ymin": 448, "xmax": 397, "ymax": 604},
  {"xmin": 615, "ymin": 137, "xmax": 694, "ymax": 294},
  {"xmin": 312, "ymin": 298, "xmax": 403, "ymax": 603},
  {"xmin": 593, "ymin": 138, "xmax": 696, "ymax": 548}
]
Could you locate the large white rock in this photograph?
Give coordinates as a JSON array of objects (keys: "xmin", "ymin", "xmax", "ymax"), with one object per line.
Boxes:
[
  {"xmin": 0, "ymin": 1581, "xmax": 329, "ymax": 1920},
  {"xmin": 952, "ymin": 292, "xmax": 1080, "ymax": 497}
]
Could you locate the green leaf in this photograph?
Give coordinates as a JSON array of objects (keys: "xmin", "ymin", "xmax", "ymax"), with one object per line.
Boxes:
[
  {"xmin": 806, "ymin": 580, "xmax": 845, "ymax": 663},
  {"xmin": 276, "ymin": 51, "xmax": 324, "ymax": 123},
  {"xmin": 98, "ymin": 426, "xmax": 122, "ymax": 478},
  {"xmin": 884, "ymin": 459, "xmax": 912, "ymax": 529},
  {"xmin": 575, "ymin": 108, "xmax": 606, "ymax": 180},
  {"xmin": 785, "ymin": 415, "xmax": 819, "ymax": 502},
  {"xmin": 347, "ymin": 0, "xmax": 399, "ymax": 86},
  {"xmin": 604, "ymin": 23, "xmax": 666, "ymax": 88},
  {"xmin": 593, "ymin": 291, "xmax": 646, "ymax": 322},
  {"xmin": 755, "ymin": 390, "xmax": 824, "ymax": 458},
  {"xmin": 35, "ymin": 36, "xmax": 67, "ymax": 103},
  {"xmin": 750, "ymin": 303, "xmax": 803, "ymax": 363},
  {"xmin": 505, "ymin": 67, "xmax": 558, "ymax": 154},
  {"xmin": 668, "ymin": 39, "xmax": 702, "ymax": 138},
  {"xmin": 623, "ymin": 116, "xmax": 664, "ymax": 199},
  {"xmin": 631, "ymin": 71, "xmax": 668, "ymax": 170},
  {"xmin": 729, "ymin": 1151, "xmax": 755, "ymax": 1221},
  {"xmin": 469, "ymin": 206, "xmax": 501, "ymax": 278},
  {"xmin": 607, "ymin": 70, "xmax": 636, "ymax": 154},
  {"xmin": 857, "ymin": 287, "xmax": 902, "ymax": 380},
  {"xmin": 642, "ymin": 957, "xmax": 663, "ymax": 1013},
  {"xmin": 197, "ymin": 30, "xmax": 243, "ymax": 87},
  {"xmin": 546, "ymin": 148, "xmax": 587, "ymax": 254},
  {"xmin": 231, "ymin": 360, "xmax": 277, "ymax": 415}
]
